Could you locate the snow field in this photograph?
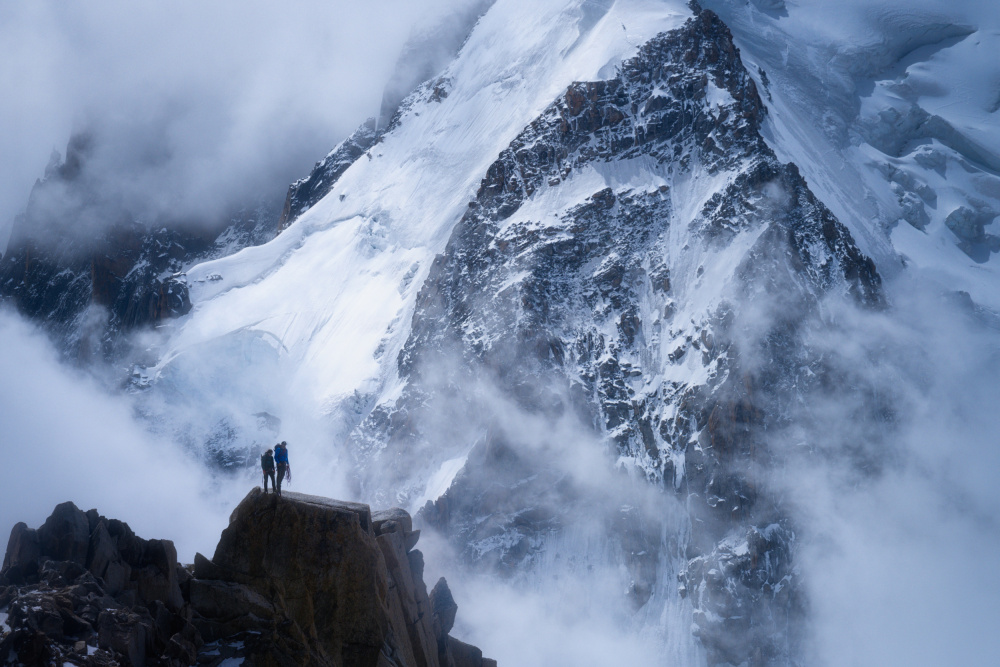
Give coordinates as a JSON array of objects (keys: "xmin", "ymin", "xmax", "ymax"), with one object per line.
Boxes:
[{"xmin": 154, "ymin": 0, "xmax": 691, "ymax": 437}]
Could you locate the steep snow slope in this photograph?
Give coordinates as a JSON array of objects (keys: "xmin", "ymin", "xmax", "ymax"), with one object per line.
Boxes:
[
  {"xmin": 143, "ymin": 0, "xmax": 691, "ymax": 452},
  {"xmin": 702, "ymin": 0, "xmax": 1000, "ymax": 307}
]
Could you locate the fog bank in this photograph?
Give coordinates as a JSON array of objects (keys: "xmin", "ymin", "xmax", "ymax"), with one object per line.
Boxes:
[
  {"xmin": 0, "ymin": 309, "xmax": 240, "ymax": 560},
  {"xmin": 0, "ymin": 0, "xmax": 472, "ymax": 252}
]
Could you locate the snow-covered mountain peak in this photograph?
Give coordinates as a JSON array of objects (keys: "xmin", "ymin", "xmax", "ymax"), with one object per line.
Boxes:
[
  {"xmin": 4, "ymin": 2, "xmax": 1000, "ymax": 665},
  {"xmin": 73, "ymin": 2, "xmax": 995, "ymax": 664},
  {"xmin": 154, "ymin": 0, "xmax": 692, "ymax": 424}
]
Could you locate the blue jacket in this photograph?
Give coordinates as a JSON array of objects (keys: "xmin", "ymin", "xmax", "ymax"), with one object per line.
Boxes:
[{"xmin": 275, "ymin": 445, "xmax": 289, "ymax": 465}]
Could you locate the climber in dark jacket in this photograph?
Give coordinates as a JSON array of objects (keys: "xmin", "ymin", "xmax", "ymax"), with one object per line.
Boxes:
[
  {"xmin": 261, "ymin": 448, "xmax": 276, "ymax": 494},
  {"xmin": 275, "ymin": 441, "xmax": 291, "ymax": 496}
]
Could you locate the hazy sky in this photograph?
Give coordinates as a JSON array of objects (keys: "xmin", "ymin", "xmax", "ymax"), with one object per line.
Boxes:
[{"xmin": 0, "ymin": 0, "xmax": 468, "ymax": 251}]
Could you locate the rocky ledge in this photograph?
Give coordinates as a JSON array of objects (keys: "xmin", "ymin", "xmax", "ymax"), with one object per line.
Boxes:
[{"xmin": 0, "ymin": 489, "xmax": 494, "ymax": 667}]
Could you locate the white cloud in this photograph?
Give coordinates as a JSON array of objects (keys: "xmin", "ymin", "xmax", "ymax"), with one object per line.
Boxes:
[
  {"xmin": 0, "ymin": 0, "xmax": 471, "ymax": 250},
  {"xmin": 768, "ymin": 275, "xmax": 1000, "ymax": 665},
  {"xmin": 0, "ymin": 309, "xmax": 241, "ymax": 560}
]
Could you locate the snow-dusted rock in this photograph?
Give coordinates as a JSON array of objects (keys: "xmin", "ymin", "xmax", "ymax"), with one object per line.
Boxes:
[{"xmin": 355, "ymin": 8, "xmax": 879, "ymax": 665}]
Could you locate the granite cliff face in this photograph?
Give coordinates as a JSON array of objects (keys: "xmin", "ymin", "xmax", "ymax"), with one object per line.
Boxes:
[{"xmin": 0, "ymin": 491, "xmax": 492, "ymax": 667}]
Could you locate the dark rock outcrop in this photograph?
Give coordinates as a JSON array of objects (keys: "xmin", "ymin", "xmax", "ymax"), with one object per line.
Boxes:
[
  {"xmin": 277, "ymin": 120, "xmax": 382, "ymax": 234},
  {"xmin": 1, "ymin": 501, "xmax": 194, "ymax": 666},
  {"xmin": 0, "ymin": 135, "xmax": 280, "ymax": 363},
  {"xmin": 0, "ymin": 492, "xmax": 493, "ymax": 667}
]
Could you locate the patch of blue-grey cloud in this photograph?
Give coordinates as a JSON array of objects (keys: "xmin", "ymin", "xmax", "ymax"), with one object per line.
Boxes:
[
  {"xmin": 0, "ymin": 309, "xmax": 239, "ymax": 560},
  {"xmin": 0, "ymin": 0, "xmax": 474, "ymax": 254}
]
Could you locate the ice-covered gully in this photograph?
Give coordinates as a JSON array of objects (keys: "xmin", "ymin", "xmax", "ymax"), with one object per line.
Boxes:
[{"xmin": 0, "ymin": 491, "xmax": 494, "ymax": 667}]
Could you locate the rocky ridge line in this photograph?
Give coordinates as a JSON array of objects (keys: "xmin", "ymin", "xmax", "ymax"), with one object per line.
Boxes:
[{"xmin": 0, "ymin": 490, "xmax": 493, "ymax": 667}]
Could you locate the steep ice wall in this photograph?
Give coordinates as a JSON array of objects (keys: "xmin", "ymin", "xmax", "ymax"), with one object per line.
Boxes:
[{"xmin": 701, "ymin": 0, "xmax": 1000, "ymax": 307}]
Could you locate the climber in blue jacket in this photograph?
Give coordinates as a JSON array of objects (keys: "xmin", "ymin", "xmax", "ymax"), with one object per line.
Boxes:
[{"xmin": 274, "ymin": 441, "xmax": 291, "ymax": 496}]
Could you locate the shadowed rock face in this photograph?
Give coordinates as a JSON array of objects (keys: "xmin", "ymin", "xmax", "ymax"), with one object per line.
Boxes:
[
  {"xmin": 276, "ymin": 120, "xmax": 383, "ymax": 235},
  {"xmin": 353, "ymin": 8, "xmax": 882, "ymax": 666},
  {"xmin": 0, "ymin": 492, "xmax": 494, "ymax": 667},
  {"xmin": 0, "ymin": 134, "xmax": 280, "ymax": 364}
]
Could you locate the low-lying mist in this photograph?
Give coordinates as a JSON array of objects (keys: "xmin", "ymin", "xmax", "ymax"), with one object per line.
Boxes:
[
  {"xmin": 354, "ymin": 252, "xmax": 1000, "ymax": 665},
  {"xmin": 773, "ymin": 274, "xmax": 1000, "ymax": 665},
  {"xmin": 406, "ymin": 387, "xmax": 708, "ymax": 666},
  {"xmin": 0, "ymin": 308, "xmax": 246, "ymax": 560}
]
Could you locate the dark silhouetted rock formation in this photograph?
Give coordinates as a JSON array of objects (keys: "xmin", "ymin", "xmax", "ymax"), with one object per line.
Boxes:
[
  {"xmin": 0, "ymin": 490, "xmax": 493, "ymax": 667},
  {"xmin": 1, "ymin": 501, "xmax": 195, "ymax": 666}
]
